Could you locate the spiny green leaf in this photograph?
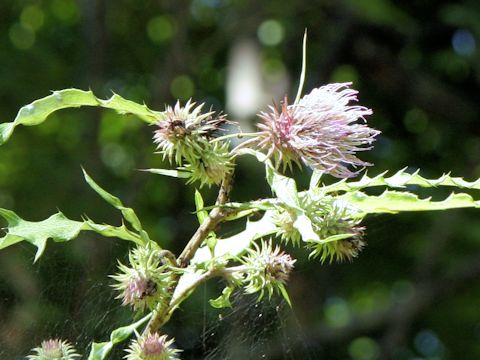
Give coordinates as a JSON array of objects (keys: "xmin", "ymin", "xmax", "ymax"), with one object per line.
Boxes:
[
  {"xmin": 0, "ymin": 209, "xmax": 84, "ymax": 262},
  {"xmin": 0, "ymin": 88, "xmax": 161, "ymax": 145},
  {"xmin": 0, "ymin": 208, "xmax": 144, "ymax": 262},
  {"xmin": 87, "ymin": 314, "xmax": 151, "ymax": 360},
  {"xmin": 323, "ymin": 168, "xmax": 480, "ymax": 193},
  {"xmin": 340, "ymin": 190, "xmax": 480, "ymax": 217},
  {"xmin": 82, "ymin": 169, "xmax": 145, "ymax": 238}
]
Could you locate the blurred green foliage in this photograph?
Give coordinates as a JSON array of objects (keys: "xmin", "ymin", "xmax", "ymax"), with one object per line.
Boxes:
[{"xmin": 1, "ymin": 0, "xmax": 479, "ymax": 359}]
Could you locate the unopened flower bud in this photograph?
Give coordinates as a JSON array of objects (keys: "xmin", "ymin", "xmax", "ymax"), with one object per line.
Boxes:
[
  {"xmin": 242, "ymin": 240, "xmax": 296, "ymax": 300},
  {"xmin": 111, "ymin": 242, "xmax": 172, "ymax": 311},
  {"xmin": 153, "ymin": 100, "xmax": 233, "ymax": 187},
  {"xmin": 125, "ymin": 332, "xmax": 181, "ymax": 360}
]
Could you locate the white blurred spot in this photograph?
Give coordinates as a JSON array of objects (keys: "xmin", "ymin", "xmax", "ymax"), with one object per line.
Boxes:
[{"xmin": 226, "ymin": 40, "xmax": 264, "ymax": 122}]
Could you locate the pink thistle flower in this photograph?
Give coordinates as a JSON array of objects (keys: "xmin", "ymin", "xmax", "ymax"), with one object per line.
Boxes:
[{"xmin": 255, "ymin": 82, "xmax": 380, "ymax": 177}]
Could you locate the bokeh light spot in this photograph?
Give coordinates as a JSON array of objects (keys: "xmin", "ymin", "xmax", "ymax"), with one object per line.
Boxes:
[
  {"xmin": 147, "ymin": 16, "xmax": 175, "ymax": 44},
  {"xmin": 403, "ymin": 108, "xmax": 428, "ymax": 134},
  {"xmin": 414, "ymin": 329, "xmax": 444, "ymax": 357},
  {"xmin": 20, "ymin": 5, "xmax": 45, "ymax": 31},
  {"xmin": 9, "ymin": 23, "xmax": 35, "ymax": 50},
  {"xmin": 170, "ymin": 75, "xmax": 195, "ymax": 100},
  {"xmin": 324, "ymin": 297, "xmax": 351, "ymax": 327},
  {"xmin": 330, "ymin": 64, "xmax": 359, "ymax": 84},
  {"xmin": 257, "ymin": 20, "xmax": 284, "ymax": 46},
  {"xmin": 452, "ymin": 29, "xmax": 476, "ymax": 57},
  {"xmin": 50, "ymin": 0, "xmax": 79, "ymax": 24},
  {"xmin": 348, "ymin": 337, "xmax": 380, "ymax": 360}
]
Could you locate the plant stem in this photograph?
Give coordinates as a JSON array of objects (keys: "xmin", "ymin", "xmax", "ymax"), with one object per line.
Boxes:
[
  {"xmin": 143, "ymin": 170, "xmax": 235, "ymax": 335},
  {"xmin": 177, "ymin": 170, "xmax": 234, "ymax": 267}
]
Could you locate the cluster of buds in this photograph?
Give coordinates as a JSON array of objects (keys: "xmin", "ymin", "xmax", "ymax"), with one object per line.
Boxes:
[
  {"xmin": 240, "ymin": 240, "xmax": 296, "ymax": 301},
  {"xmin": 27, "ymin": 339, "xmax": 80, "ymax": 360},
  {"xmin": 254, "ymin": 83, "xmax": 379, "ymax": 177},
  {"xmin": 153, "ymin": 100, "xmax": 233, "ymax": 187},
  {"xmin": 274, "ymin": 194, "xmax": 365, "ymax": 263},
  {"xmin": 125, "ymin": 332, "xmax": 181, "ymax": 360},
  {"xmin": 111, "ymin": 242, "xmax": 173, "ymax": 311}
]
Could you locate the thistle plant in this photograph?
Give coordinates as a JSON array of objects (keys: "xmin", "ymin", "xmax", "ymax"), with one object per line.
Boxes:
[{"xmin": 2, "ymin": 36, "xmax": 480, "ymax": 359}]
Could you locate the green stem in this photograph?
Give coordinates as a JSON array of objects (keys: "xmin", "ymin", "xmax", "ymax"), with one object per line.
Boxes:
[{"xmin": 211, "ymin": 132, "xmax": 258, "ymax": 143}]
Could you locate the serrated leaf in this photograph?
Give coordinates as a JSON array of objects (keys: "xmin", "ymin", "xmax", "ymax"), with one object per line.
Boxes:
[
  {"xmin": 141, "ymin": 168, "xmax": 192, "ymax": 179},
  {"xmin": 82, "ymin": 169, "xmax": 145, "ymax": 238},
  {"xmin": 0, "ymin": 89, "xmax": 161, "ymax": 145},
  {"xmin": 88, "ymin": 314, "xmax": 151, "ymax": 360},
  {"xmin": 0, "ymin": 209, "xmax": 144, "ymax": 261},
  {"xmin": 0, "ymin": 209, "xmax": 84, "ymax": 262},
  {"xmin": 341, "ymin": 190, "xmax": 480, "ymax": 216},
  {"xmin": 209, "ymin": 286, "xmax": 234, "ymax": 309},
  {"xmin": 323, "ymin": 168, "xmax": 480, "ymax": 193}
]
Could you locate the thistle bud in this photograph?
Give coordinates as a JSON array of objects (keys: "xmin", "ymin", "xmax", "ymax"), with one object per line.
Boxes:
[
  {"xmin": 304, "ymin": 199, "xmax": 366, "ymax": 263},
  {"xmin": 27, "ymin": 339, "xmax": 80, "ymax": 360},
  {"xmin": 125, "ymin": 332, "xmax": 181, "ymax": 360},
  {"xmin": 273, "ymin": 194, "xmax": 366, "ymax": 263},
  {"xmin": 254, "ymin": 83, "xmax": 379, "ymax": 177},
  {"xmin": 242, "ymin": 240, "xmax": 296, "ymax": 300},
  {"xmin": 153, "ymin": 100, "xmax": 233, "ymax": 186},
  {"xmin": 111, "ymin": 243, "xmax": 172, "ymax": 311}
]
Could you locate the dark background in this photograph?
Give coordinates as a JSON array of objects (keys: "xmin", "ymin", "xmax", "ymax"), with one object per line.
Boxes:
[{"xmin": 1, "ymin": 0, "xmax": 479, "ymax": 359}]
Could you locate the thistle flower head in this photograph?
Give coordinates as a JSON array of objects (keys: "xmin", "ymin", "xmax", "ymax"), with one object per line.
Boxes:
[
  {"xmin": 125, "ymin": 332, "xmax": 181, "ymax": 360},
  {"xmin": 242, "ymin": 240, "xmax": 296, "ymax": 301},
  {"xmin": 111, "ymin": 242, "xmax": 172, "ymax": 311},
  {"xmin": 27, "ymin": 339, "xmax": 80, "ymax": 360},
  {"xmin": 153, "ymin": 100, "xmax": 233, "ymax": 186},
  {"xmin": 255, "ymin": 83, "xmax": 379, "ymax": 177}
]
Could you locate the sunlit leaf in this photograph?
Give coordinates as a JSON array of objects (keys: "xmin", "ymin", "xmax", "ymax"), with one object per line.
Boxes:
[
  {"xmin": 341, "ymin": 190, "xmax": 480, "ymax": 217},
  {"xmin": 0, "ymin": 88, "xmax": 162, "ymax": 145},
  {"xmin": 87, "ymin": 314, "xmax": 151, "ymax": 360},
  {"xmin": 0, "ymin": 209, "xmax": 144, "ymax": 261},
  {"xmin": 0, "ymin": 209, "xmax": 84, "ymax": 262},
  {"xmin": 194, "ymin": 189, "xmax": 208, "ymax": 225},
  {"xmin": 141, "ymin": 168, "xmax": 192, "ymax": 179},
  {"xmin": 209, "ymin": 286, "xmax": 234, "ymax": 309},
  {"xmin": 82, "ymin": 169, "xmax": 145, "ymax": 237},
  {"xmin": 323, "ymin": 168, "xmax": 480, "ymax": 193}
]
